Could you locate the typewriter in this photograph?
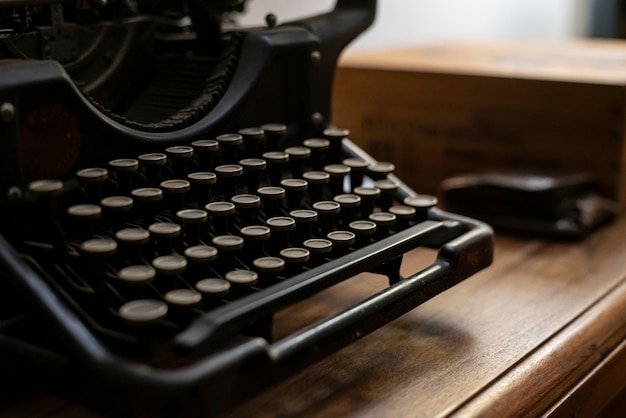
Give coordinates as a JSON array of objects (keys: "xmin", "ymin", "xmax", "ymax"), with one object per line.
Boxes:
[{"xmin": 0, "ymin": 1, "xmax": 493, "ymax": 416}]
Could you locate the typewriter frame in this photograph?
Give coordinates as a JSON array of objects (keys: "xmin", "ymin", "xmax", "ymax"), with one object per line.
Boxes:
[{"xmin": 0, "ymin": 1, "xmax": 493, "ymax": 416}]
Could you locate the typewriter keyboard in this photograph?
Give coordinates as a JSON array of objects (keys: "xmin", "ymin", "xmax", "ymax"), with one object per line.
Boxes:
[{"xmin": 0, "ymin": 124, "xmax": 492, "ymax": 415}]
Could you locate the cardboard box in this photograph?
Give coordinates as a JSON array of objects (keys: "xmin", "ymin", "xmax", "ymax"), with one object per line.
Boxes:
[{"xmin": 331, "ymin": 40, "xmax": 626, "ymax": 205}]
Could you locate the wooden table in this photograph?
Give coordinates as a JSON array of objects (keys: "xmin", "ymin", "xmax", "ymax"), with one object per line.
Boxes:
[{"xmin": 4, "ymin": 216, "xmax": 626, "ymax": 417}]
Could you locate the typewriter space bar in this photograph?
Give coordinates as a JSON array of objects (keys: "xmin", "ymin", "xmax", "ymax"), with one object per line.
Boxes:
[{"xmin": 175, "ymin": 220, "xmax": 464, "ymax": 356}]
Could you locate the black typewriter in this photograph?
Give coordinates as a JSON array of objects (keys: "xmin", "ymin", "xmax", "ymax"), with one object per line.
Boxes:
[{"xmin": 0, "ymin": 1, "xmax": 493, "ymax": 416}]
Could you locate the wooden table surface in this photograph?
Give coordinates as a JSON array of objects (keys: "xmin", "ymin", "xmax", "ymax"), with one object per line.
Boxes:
[{"xmin": 5, "ymin": 216, "xmax": 626, "ymax": 417}]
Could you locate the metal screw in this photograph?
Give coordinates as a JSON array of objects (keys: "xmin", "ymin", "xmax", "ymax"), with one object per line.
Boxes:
[
  {"xmin": 1, "ymin": 102, "xmax": 15, "ymax": 122},
  {"xmin": 312, "ymin": 112, "xmax": 324, "ymax": 128},
  {"xmin": 7, "ymin": 186, "xmax": 23, "ymax": 203},
  {"xmin": 311, "ymin": 50, "xmax": 322, "ymax": 64}
]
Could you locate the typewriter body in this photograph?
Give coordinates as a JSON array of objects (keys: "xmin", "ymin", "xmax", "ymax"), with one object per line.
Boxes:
[{"xmin": 0, "ymin": 1, "xmax": 493, "ymax": 416}]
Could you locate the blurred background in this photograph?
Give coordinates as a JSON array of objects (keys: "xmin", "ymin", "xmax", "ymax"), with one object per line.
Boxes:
[{"xmin": 235, "ymin": 0, "xmax": 624, "ymax": 52}]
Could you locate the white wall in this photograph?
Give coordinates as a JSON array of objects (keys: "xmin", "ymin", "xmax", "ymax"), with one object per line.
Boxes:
[{"xmin": 236, "ymin": 0, "xmax": 595, "ymax": 52}]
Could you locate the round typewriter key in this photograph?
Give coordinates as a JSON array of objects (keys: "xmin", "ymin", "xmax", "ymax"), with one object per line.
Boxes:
[
  {"xmin": 28, "ymin": 179, "xmax": 63, "ymax": 196},
  {"xmin": 212, "ymin": 235, "xmax": 244, "ymax": 271},
  {"xmin": 369, "ymin": 212, "xmax": 397, "ymax": 239},
  {"xmin": 166, "ymin": 145, "xmax": 194, "ymax": 159},
  {"xmin": 118, "ymin": 265, "xmax": 156, "ymax": 285},
  {"xmin": 239, "ymin": 158, "xmax": 267, "ymax": 193},
  {"xmin": 324, "ymin": 127, "xmax": 349, "ymax": 164},
  {"xmin": 266, "ymin": 216, "xmax": 296, "ymax": 254},
  {"xmin": 368, "ymin": 161, "xmax": 395, "ymax": 178},
  {"xmin": 192, "ymin": 139, "xmax": 219, "ymax": 170},
  {"xmin": 188, "ymin": 171, "xmax": 217, "ymax": 185},
  {"xmin": 115, "ymin": 228, "xmax": 150, "ymax": 263},
  {"xmin": 303, "ymin": 138, "xmax": 330, "ymax": 170},
  {"xmin": 285, "ymin": 146, "xmax": 311, "ymax": 178},
  {"xmin": 109, "ymin": 158, "xmax": 139, "ymax": 172},
  {"xmin": 239, "ymin": 127, "xmax": 264, "ymax": 157},
  {"xmin": 325, "ymin": 164, "xmax": 351, "ymax": 195},
  {"xmin": 374, "ymin": 179, "xmax": 399, "ymax": 211},
  {"xmin": 343, "ymin": 157, "xmax": 370, "ymax": 190},
  {"xmin": 196, "ymin": 278, "xmax": 231, "ymax": 298},
  {"xmin": 215, "ymin": 164, "xmax": 243, "ymax": 200},
  {"xmin": 241, "ymin": 225, "xmax": 271, "ymax": 262},
  {"xmin": 81, "ymin": 238, "xmax": 118, "ymax": 257},
  {"xmin": 188, "ymin": 171, "xmax": 217, "ymax": 205},
  {"xmin": 334, "ymin": 194, "xmax": 361, "ymax": 227},
  {"xmin": 404, "ymin": 194, "xmax": 438, "ymax": 222},
  {"xmin": 303, "ymin": 171, "xmax": 330, "ymax": 202},
  {"xmin": 280, "ymin": 247, "xmax": 310, "ymax": 276},
  {"xmin": 205, "ymin": 201, "xmax": 236, "ymax": 234},
  {"xmin": 349, "ymin": 220, "xmax": 377, "ymax": 247},
  {"xmin": 149, "ymin": 222, "xmax": 182, "ymax": 255},
  {"xmin": 253, "ymin": 256, "xmax": 285, "ymax": 285},
  {"xmin": 139, "ymin": 153, "xmax": 167, "ymax": 186},
  {"xmin": 216, "ymin": 133, "xmax": 243, "ymax": 163},
  {"xmin": 281, "ymin": 178, "xmax": 308, "ymax": 209},
  {"xmin": 290, "ymin": 209, "xmax": 318, "ymax": 244},
  {"xmin": 354, "ymin": 186, "xmax": 381, "ymax": 217},
  {"xmin": 119, "ymin": 299, "xmax": 168, "ymax": 323},
  {"xmin": 176, "ymin": 208, "xmax": 208, "ymax": 224},
  {"xmin": 161, "ymin": 179, "xmax": 191, "ymax": 212},
  {"xmin": 67, "ymin": 204, "xmax": 102, "ymax": 221},
  {"xmin": 303, "ymin": 238, "xmax": 333, "ymax": 266},
  {"xmin": 225, "ymin": 269, "xmax": 258, "ymax": 287},
  {"xmin": 184, "ymin": 245, "xmax": 218, "ymax": 263},
  {"xmin": 101, "ymin": 195, "xmax": 134, "ymax": 212},
  {"xmin": 262, "ymin": 151, "xmax": 289, "ymax": 186},
  {"xmin": 152, "ymin": 255, "xmax": 187, "ymax": 275},
  {"xmin": 389, "ymin": 205, "xmax": 416, "ymax": 230},
  {"xmin": 327, "ymin": 230, "xmax": 355, "ymax": 256},
  {"xmin": 257, "ymin": 186, "xmax": 286, "ymax": 217},
  {"xmin": 131, "ymin": 187, "xmax": 163, "ymax": 202},
  {"xmin": 262, "ymin": 123, "xmax": 287, "ymax": 151},
  {"xmin": 313, "ymin": 200, "xmax": 341, "ymax": 235},
  {"xmin": 164, "ymin": 288, "xmax": 202, "ymax": 308},
  {"xmin": 77, "ymin": 167, "xmax": 108, "ymax": 202},
  {"xmin": 232, "ymin": 194, "xmax": 261, "ymax": 227}
]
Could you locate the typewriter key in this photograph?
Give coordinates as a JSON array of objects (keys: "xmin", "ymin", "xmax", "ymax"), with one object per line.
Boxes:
[
  {"xmin": 374, "ymin": 179, "xmax": 399, "ymax": 211},
  {"xmin": 164, "ymin": 289, "xmax": 202, "ymax": 308},
  {"xmin": 212, "ymin": 235, "xmax": 244, "ymax": 271},
  {"xmin": 261, "ymin": 123, "xmax": 287, "ymax": 151},
  {"xmin": 354, "ymin": 186, "xmax": 381, "ymax": 217},
  {"xmin": 100, "ymin": 196, "xmax": 134, "ymax": 225},
  {"xmin": 80, "ymin": 238, "xmax": 117, "ymax": 257},
  {"xmin": 67, "ymin": 204, "xmax": 102, "ymax": 237},
  {"xmin": 325, "ymin": 164, "xmax": 351, "ymax": 196},
  {"xmin": 239, "ymin": 158, "xmax": 266, "ymax": 194},
  {"xmin": 176, "ymin": 209, "xmax": 208, "ymax": 245},
  {"xmin": 289, "ymin": 209, "xmax": 318, "ymax": 244},
  {"xmin": 404, "ymin": 195, "xmax": 438, "ymax": 222},
  {"xmin": 118, "ymin": 265, "xmax": 156, "ymax": 285},
  {"xmin": 303, "ymin": 171, "xmax": 330, "ymax": 202},
  {"xmin": 109, "ymin": 158, "xmax": 139, "ymax": 193},
  {"xmin": 266, "ymin": 216, "xmax": 296, "ymax": 253},
  {"xmin": 148, "ymin": 222, "xmax": 182, "ymax": 255},
  {"xmin": 28, "ymin": 179, "xmax": 63, "ymax": 196},
  {"xmin": 280, "ymin": 247, "xmax": 310, "ymax": 276},
  {"xmin": 191, "ymin": 139, "xmax": 219, "ymax": 170},
  {"xmin": 187, "ymin": 171, "xmax": 217, "ymax": 206},
  {"xmin": 131, "ymin": 188, "xmax": 162, "ymax": 225},
  {"xmin": 280, "ymin": 178, "xmax": 308, "ymax": 209},
  {"xmin": 262, "ymin": 151, "xmax": 289, "ymax": 186},
  {"xmin": 185, "ymin": 245, "xmax": 218, "ymax": 279},
  {"xmin": 232, "ymin": 194, "xmax": 261, "ymax": 227},
  {"xmin": 257, "ymin": 186, "xmax": 286, "ymax": 218},
  {"xmin": 215, "ymin": 164, "xmax": 243, "ymax": 200},
  {"xmin": 139, "ymin": 153, "xmax": 168, "ymax": 186},
  {"xmin": 160, "ymin": 179, "xmax": 191, "ymax": 212},
  {"xmin": 368, "ymin": 161, "xmax": 395, "ymax": 181},
  {"xmin": 327, "ymin": 231, "xmax": 355, "ymax": 256},
  {"xmin": 303, "ymin": 138, "xmax": 330, "ymax": 170},
  {"xmin": 285, "ymin": 146, "xmax": 311, "ymax": 178},
  {"xmin": 303, "ymin": 238, "xmax": 333, "ymax": 266},
  {"xmin": 369, "ymin": 212, "xmax": 397, "ymax": 239},
  {"xmin": 253, "ymin": 256, "xmax": 285, "ymax": 284},
  {"xmin": 333, "ymin": 194, "xmax": 361, "ymax": 227},
  {"xmin": 240, "ymin": 225, "xmax": 271, "ymax": 262},
  {"xmin": 225, "ymin": 269, "xmax": 258, "ymax": 287},
  {"xmin": 389, "ymin": 205, "xmax": 416, "ymax": 230},
  {"xmin": 312, "ymin": 201, "xmax": 341, "ymax": 235},
  {"xmin": 343, "ymin": 158, "xmax": 370, "ymax": 190},
  {"xmin": 349, "ymin": 220, "xmax": 377, "ymax": 247},
  {"xmin": 152, "ymin": 255, "xmax": 187, "ymax": 276},
  {"xmin": 323, "ymin": 127, "xmax": 350, "ymax": 164},
  {"xmin": 119, "ymin": 299, "xmax": 168, "ymax": 324},
  {"xmin": 166, "ymin": 146, "xmax": 194, "ymax": 178},
  {"xmin": 77, "ymin": 167, "xmax": 109, "ymax": 202},
  {"xmin": 115, "ymin": 228, "xmax": 150, "ymax": 263},
  {"xmin": 239, "ymin": 127, "xmax": 264, "ymax": 157},
  {"xmin": 205, "ymin": 201, "xmax": 236, "ymax": 235},
  {"xmin": 196, "ymin": 278, "xmax": 231, "ymax": 298},
  {"xmin": 216, "ymin": 133, "xmax": 243, "ymax": 164}
]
